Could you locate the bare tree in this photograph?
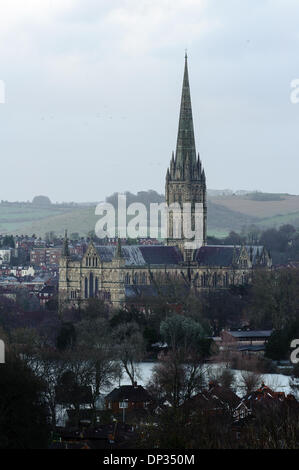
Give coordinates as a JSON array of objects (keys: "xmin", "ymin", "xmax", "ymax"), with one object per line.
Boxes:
[
  {"xmin": 112, "ymin": 321, "xmax": 145, "ymax": 385},
  {"xmin": 239, "ymin": 370, "xmax": 263, "ymax": 395}
]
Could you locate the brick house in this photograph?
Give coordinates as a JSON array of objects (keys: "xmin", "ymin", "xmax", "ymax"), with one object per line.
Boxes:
[
  {"xmin": 105, "ymin": 383, "xmax": 152, "ymax": 413},
  {"xmin": 183, "ymin": 382, "xmax": 250, "ymax": 422},
  {"xmin": 242, "ymin": 383, "xmax": 299, "ymax": 412}
]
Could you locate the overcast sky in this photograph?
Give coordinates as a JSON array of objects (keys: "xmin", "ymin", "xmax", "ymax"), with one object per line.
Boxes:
[{"xmin": 0, "ymin": 0, "xmax": 298, "ymax": 202}]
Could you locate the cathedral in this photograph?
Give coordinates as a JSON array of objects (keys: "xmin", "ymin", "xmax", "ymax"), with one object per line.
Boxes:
[{"xmin": 59, "ymin": 55, "xmax": 271, "ymax": 309}]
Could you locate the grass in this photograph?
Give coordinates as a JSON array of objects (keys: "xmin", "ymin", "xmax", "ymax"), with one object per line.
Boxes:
[
  {"xmin": 210, "ymin": 194, "xmax": 299, "ymax": 218},
  {"xmin": 256, "ymin": 211, "xmax": 299, "ymax": 229}
]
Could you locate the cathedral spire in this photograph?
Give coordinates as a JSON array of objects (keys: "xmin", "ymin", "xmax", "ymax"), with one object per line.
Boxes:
[
  {"xmin": 165, "ymin": 55, "xmax": 207, "ymax": 250},
  {"xmin": 62, "ymin": 229, "xmax": 69, "ymax": 257},
  {"xmin": 175, "ymin": 53, "xmax": 197, "ymax": 174}
]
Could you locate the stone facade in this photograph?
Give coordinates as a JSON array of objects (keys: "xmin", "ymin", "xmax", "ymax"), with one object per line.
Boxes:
[{"xmin": 59, "ymin": 56, "xmax": 272, "ymax": 310}]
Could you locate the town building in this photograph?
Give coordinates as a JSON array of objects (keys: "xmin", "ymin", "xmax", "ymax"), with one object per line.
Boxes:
[
  {"xmin": 220, "ymin": 330, "xmax": 273, "ymax": 354},
  {"xmin": 30, "ymin": 247, "xmax": 62, "ymax": 267}
]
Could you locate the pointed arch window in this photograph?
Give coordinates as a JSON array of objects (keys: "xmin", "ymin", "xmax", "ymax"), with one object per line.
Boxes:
[
  {"xmin": 84, "ymin": 277, "xmax": 88, "ymax": 298},
  {"xmin": 89, "ymin": 272, "xmax": 94, "ymax": 298}
]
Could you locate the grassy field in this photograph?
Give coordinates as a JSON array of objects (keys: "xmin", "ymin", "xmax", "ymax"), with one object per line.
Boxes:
[
  {"xmin": 1, "ymin": 191, "xmax": 299, "ymax": 239},
  {"xmin": 0, "ymin": 204, "xmax": 88, "ymax": 236},
  {"xmin": 211, "ymin": 194, "xmax": 299, "ymax": 218},
  {"xmin": 255, "ymin": 211, "xmax": 299, "ymax": 229}
]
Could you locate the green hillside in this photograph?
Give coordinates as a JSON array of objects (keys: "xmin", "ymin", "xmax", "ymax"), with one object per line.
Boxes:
[{"xmin": 1, "ymin": 190, "xmax": 299, "ymax": 239}]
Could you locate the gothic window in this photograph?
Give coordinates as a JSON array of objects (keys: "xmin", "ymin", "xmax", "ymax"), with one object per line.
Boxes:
[
  {"xmin": 204, "ymin": 272, "xmax": 209, "ymax": 287},
  {"xmin": 95, "ymin": 277, "xmax": 99, "ymax": 295},
  {"xmin": 86, "ymin": 257, "xmax": 88, "ymax": 267},
  {"xmin": 133, "ymin": 273, "xmax": 138, "ymax": 285},
  {"xmin": 84, "ymin": 277, "xmax": 88, "ymax": 298},
  {"xmin": 125, "ymin": 273, "xmax": 130, "ymax": 285},
  {"xmin": 89, "ymin": 272, "xmax": 94, "ymax": 298}
]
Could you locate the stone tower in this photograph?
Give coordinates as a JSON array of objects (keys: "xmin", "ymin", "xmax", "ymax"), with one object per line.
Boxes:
[{"xmin": 166, "ymin": 54, "xmax": 207, "ymax": 258}]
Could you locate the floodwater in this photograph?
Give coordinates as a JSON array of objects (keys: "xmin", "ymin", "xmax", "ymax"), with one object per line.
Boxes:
[{"xmin": 114, "ymin": 362, "xmax": 294, "ymax": 396}]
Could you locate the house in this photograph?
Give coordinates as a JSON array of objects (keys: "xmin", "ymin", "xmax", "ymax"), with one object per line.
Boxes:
[
  {"xmin": 183, "ymin": 382, "xmax": 250, "ymax": 422},
  {"xmin": 105, "ymin": 382, "xmax": 152, "ymax": 414},
  {"xmin": 208, "ymin": 382, "xmax": 250, "ymax": 421},
  {"xmin": 242, "ymin": 383, "xmax": 298, "ymax": 412},
  {"xmin": 183, "ymin": 390, "xmax": 223, "ymax": 416},
  {"xmin": 37, "ymin": 284, "xmax": 56, "ymax": 307}
]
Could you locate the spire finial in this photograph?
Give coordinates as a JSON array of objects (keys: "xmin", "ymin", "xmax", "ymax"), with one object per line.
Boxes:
[{"xmin": 185, "ymin": 49, "xmax": 188, "ymax": 60}]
